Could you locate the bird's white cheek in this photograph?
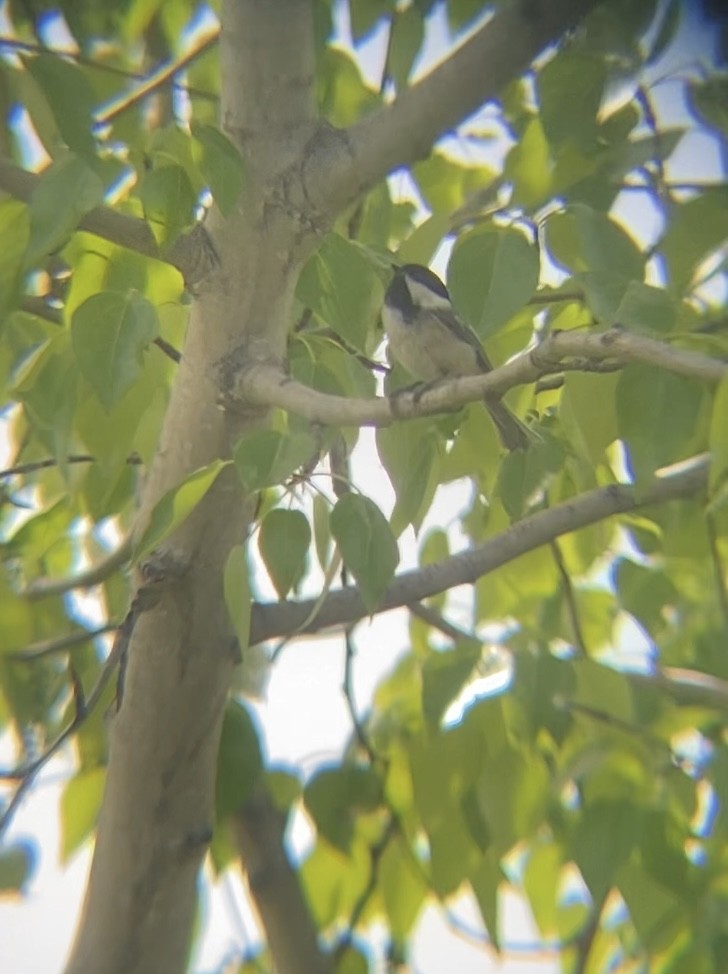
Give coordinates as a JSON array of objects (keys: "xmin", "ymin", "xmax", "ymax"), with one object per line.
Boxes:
[{"xmin": 406, "ymin": 278, "xmax": 452, "ymax": 311}]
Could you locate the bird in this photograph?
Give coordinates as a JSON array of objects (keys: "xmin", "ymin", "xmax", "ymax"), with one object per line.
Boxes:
[{"xmin": 382, "ymin": 263, "xmax": 529, "ymax": 451}]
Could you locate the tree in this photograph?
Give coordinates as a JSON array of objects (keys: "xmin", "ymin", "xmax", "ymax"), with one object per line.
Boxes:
[{"xmin": 1, "ymin": 0, "xmax": 727, "ymax": 971}]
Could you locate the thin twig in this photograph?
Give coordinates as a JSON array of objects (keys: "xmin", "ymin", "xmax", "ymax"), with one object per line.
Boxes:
[
  {"xmin": 95, "ymin": 30, "xmax": 220, "ymax": 124},
  {"xmin": 0, "ymin": 35, "xmax": 217, "ymax": 101},
  {"xmin": 22, "ymin": 536, "xmax": 132, "ymax": 601},
  {"xmin": 342, "ymin": 629, "xmax": 375, "ymax": 760},
  {"xmin": 0, "ymin": 614, "xmax": 127, "ymax": 835},
  {"xmin": 9, "ymin": 623, "xmax": 117, "ymax": 661},
  {"xmin": 333, "ymin": 817, "xmax": 397, "ymax": 960},
  {"xmin": 549, "ymin": 539, "xmax": 587, "ymax": 656},
  {"xmin": 153, "ymin": 336, "xmax": 182, "ymax": 363},
  {"xmin": 407, "ymin": 601, "xmax": 473, "ymax": 642}
]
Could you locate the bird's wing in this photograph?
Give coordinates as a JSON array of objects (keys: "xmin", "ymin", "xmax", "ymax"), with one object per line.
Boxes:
[{"xmin": 430, "ymin": 305, "xmax": 493, "ymax": 373}]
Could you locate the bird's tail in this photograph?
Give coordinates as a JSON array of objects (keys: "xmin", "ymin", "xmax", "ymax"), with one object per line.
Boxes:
[{"xmin": 484, "ymin": 397, "xmax": 530, "ymax": 451}]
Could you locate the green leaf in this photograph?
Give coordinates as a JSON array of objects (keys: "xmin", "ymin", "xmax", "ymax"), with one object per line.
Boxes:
[
  {"xmin": 0, "ymin": 841, "xmax": 36, "ymax": 893},
  {"xmin": 421, "ymin": 641, "xmax": 483, "ymax": 728},
  {"xmin": 14, "ymin": 337, "xmax": 79, "ymax": 463},
  {"xmin": 616, "ymin": 365, "xmax": 706, "ymax": 482},
  {"xmin": 336, "ymin": 945, "xmax": 368, "ymax": 974},
  {"xmin": 296, "ymin": 233, "xmax": 383, "ymax": 351},
  {"xmin": 313, "ymin": 493, "xmax": 333, "ymax": 569},
  {"xmin": 660, "ymin": 189, "xmax": 728, "ymax": 293},
  {"xmin": 505, "ymin": 116, "xmax": 552, "ymax": 208},
  {"xmin": 688, "ymin": 78, "xmax": 728, "ymax": 137},
  {"xmin": 233, "ymin": 428, "xmax": 316, "ymax": 492},
  {"xmin": 0, "ymin": 199, "xmax": 29, "ymax": 314},
  {"xmin": 387, "ymin": 7, "xmax": 424, "ymax": 89},
  {"xmin": 224, "ymin": 545, "xmax": 251, "ymax": 656},
  {"xmin": 545, "ymin": 204, "xmax": 644, "ymax": 280},
  {"xmin": 560, "ymin": 371, "xmax": 619, "ymax": 465},
  {"xmin": 258, "ymin": 508, "xmax": 311, "ymax": 598},
  {"xmin": 614, "ymin": 557, "xmax": 679, "ymax": 640},
  {"xmin": 26, "ymin": 54, "xmax": 96, "ymax": 156},
  {"xmin": 27, "ymin": 154, "xmax": 105, "ymax": 265},
  {"xmin": 60, "ymin": 767, "xmax": 106, "ymax": 862},
  {"xmin": 139, "ymin": 164, "xmax": 197, "ymax": 248},
  {"xmin": 72, "ymin": 291, "xmax": 159, "ymax": 410},
  {"xmin": 379, "ymin": 837, "xmax": 427, "ymax": 939},
  {"xmin": 538, "ymin": 51, "xmax": 606, "ymax": 149},
  {"xmin": 316, "ymin": 47, "xmax": 380, "ymax": 127},
  {"xmin": 330, "ymin": 493, "xmax": 399, "ymax": 612},
  {"xmin": 134, "ymin": 459, "xmax": 229, "ymax": 561},
  {"xmin": 470, "ymin": 852, "xmax": 502, "ymax": 948},
  {"xmin": 571, "ymin": 800, "xmax": 639, "ymax": 902},
  {"xmin": 449, "ymin": 226, "xmax": 540, "ymax": 336},
  {"xmin": 709, "ymin": 377, "xmax": 728, "ymax": 492},
  {"xmin": 304, "ymin": 765, "xmax": 381, "ymax": 851},
  {"xmin": 348, "ymin": 0, "xmax": 393, "ymax": 43},
  {"xmin": 376, "ymin": 421, "xmax": 442, "ymax": 537},
  {"xmin": 613, "ymin": 281, "xmax": 677, "ymax": 332},
  {"xmin": 215, "ymin": 699, "xmax": 263, "ymax": 819},
  {"xmin": 191, "ymin": 122, "xmax": 246, "ymax": 216}
]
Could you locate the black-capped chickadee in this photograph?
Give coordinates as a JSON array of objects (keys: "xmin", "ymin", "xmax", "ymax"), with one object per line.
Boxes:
[{"xmin": 382, "ymin": 263, "xmax": 528, "ymax": 451}]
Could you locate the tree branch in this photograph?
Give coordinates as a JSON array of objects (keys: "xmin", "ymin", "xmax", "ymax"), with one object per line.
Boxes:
[
  {"xmin": 232, "ymin": 786, "xmax": 333, "ymax": 974},
  {"xmin": 22, "ymin": 537, "xmax": 132, "ymax": 601},
  {"xmin": 249, "ymin": 454, "xmax": 709, "ymax": 645},
  {"xmin": 230, "ymin": 328, "xmax": 727, "ymax": 428},
  {"xmin": 9, "ymin": 623, "xmax": 117, "ymax": 661},
  {"xmin": 0, "ymin": 158, "xmax": 216, "ymax": 286},
  {"xmin": 309, "ymin": 0, "xmax": 601, "ymax": 214},
  {"xmin": 96, "ymin": 30, "xmax": 219, "ymax": 124}
]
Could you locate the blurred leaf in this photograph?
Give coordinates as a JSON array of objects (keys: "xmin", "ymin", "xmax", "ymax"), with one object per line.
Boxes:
[
  {"xmin": 449, "ymin": 226, "xmax": 539, "ymax": 337},
  {"xmin": 317, "ymin": 47, "xmax": 379, "ymax": 126},
  {"xmin": 134, "ymin": 459, "xmax": 228, "ymax": 561},
  {"xmin": 545, "ymin": 204, "xmax": 644, "ymax": 280},
  {"xmin": 709, "ymin": 377, "xmax": 728, "ymax": 492},
  {"xmin": 191, "ymin": 122, "xmax": 246, "ymax": 216},
  {"xmin": 379, "ymin": 836, "xmax": 427, "ymax": 939},
  {"xmin": 387, "ymin": 7, "xmax": 424, "ymax": 89},
  {"xmin": 233, "ymin": 429, "xmax": 316, "ymax": 492},
  {"xmin": 215, "ymin": 699, "xmax": 263, "ymax": 818},
  {"xmin": 349, "ymin": 0, "xmax": 393, "ymax": 43},
  {"xmin": 506, "ymin": 116, "xmax": 552, "ymax": 207},
  {"xmin": 571, "ymin": 800, "xmax": 639, "ymax": 902},
  {"xmin": 688, "ymin": 78, "xmax": 728, "ymax": 137},
  {"xmin": 224, "ymin": 545, "xmax": 251, "ymax": 656},
  {"xmin": 560, "ymin": 371, "xmax": 619, "ymax": 465},
  {"xmin": 258, "ymin": 508, "xmax": 311, "ymax": 598},
  {"xmin": 538, "ymin": 50, "xmax": 606, "ymax": 149},
  {"xmin": 27, "ymin": 154, "xmax": 104, "ymax": 265},
  {"xmin": 616, "ymin": 365, "xmax": 706, "ymax": 482},
  {"xmin": 613, "ymin": 281, "xmax": 677, "ymax": 332},
  {"xmin": 331, "ymin": 493, "xmax": 399, "ymax": 611},
  {"xmin": 0, "ymin": 841, "xmax": 36, "ymax": 895},
  {"xmin": 660, "ymin": 189, "xmax": 728, "ymax": 293},
  {"xmin": 304, "ymin": 764, "xmax": 381, "ymax": 851},
  {"xmin": 26, "ymin": 54, "xmax": 96, "ymax": 156},
  {"xmin": 0, "ymin": 199, "xmax": 29, "ymax": 314},
  {"xmin": 72, "ymin": 291, "xmax": 159, "ymax": 410},
  {"xmin": 60, "ymin": 767, "xmax": 106, "ymax": 862},
  {"xmin": 139, "ymin": 164, "xmax": 197, "ymax": 248},
  {"xmin": 296, "ymin": 233, "xmax": 383, "ymax": 351},
  {"xmin": 421, "ymin": 641, "xmax": 482, "ymax": 727},
  {"xmin": 376, "ymin": 421, "xmax": 442, "ymax": 536}
]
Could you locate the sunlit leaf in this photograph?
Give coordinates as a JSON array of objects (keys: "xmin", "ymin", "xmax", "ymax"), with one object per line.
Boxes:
[{"xmin": 134, "ymin": 459, "xmax": 229, "ymax": 561}]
